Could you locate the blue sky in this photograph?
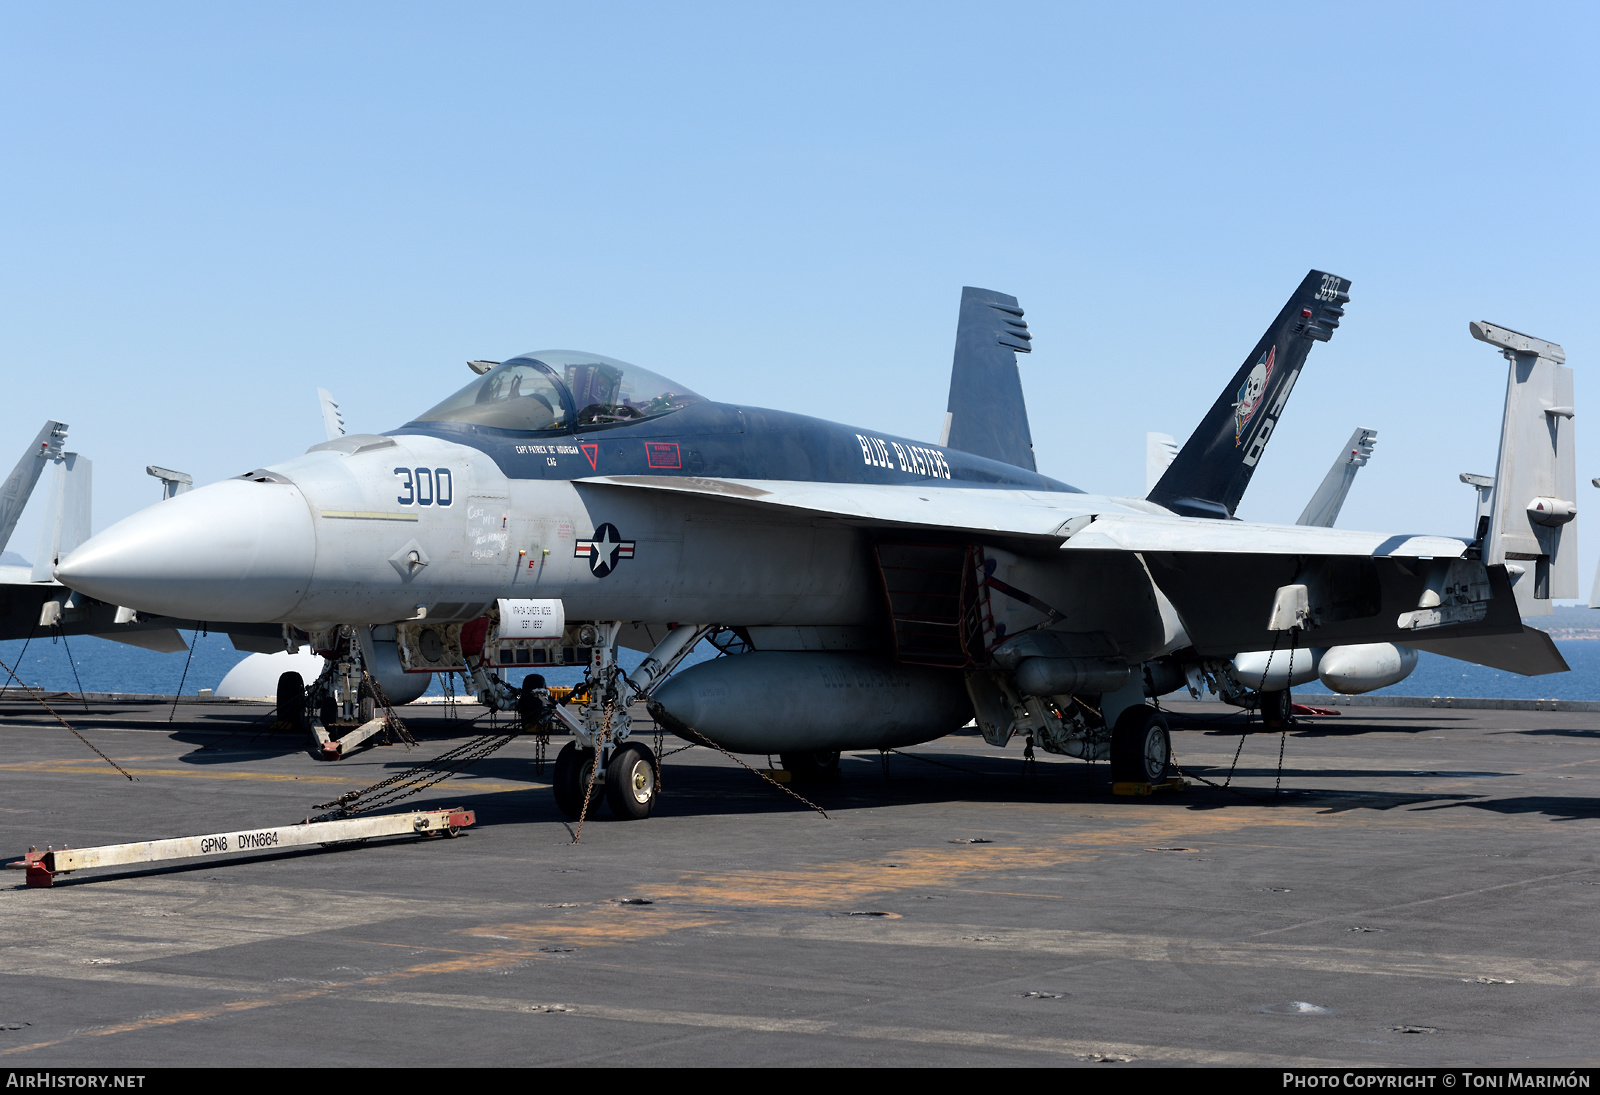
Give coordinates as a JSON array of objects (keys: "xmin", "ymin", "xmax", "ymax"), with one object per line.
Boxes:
[{"xmin": 2, "ymin": 3, "xmax": 1596, "ymax": 591}]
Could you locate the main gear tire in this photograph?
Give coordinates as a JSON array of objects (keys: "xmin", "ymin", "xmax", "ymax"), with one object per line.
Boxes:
[
  {"xmin": 553, "ymin": 742, "xmax": 605, "ymax": 820},
  {"xmin": 275, "ymin": 672, "xmax": 305, "ymax": 732},
  {"xmin": 1260, "ymin": 689, "xmax": 1293, "ymax": 730},
  {"xmin": 779, "ymin": 750, "xmax": 842, "ymax": 784},
  {"xmin": 1110, "ymin": 705, "xmax": 1172, "ymax": 784}
]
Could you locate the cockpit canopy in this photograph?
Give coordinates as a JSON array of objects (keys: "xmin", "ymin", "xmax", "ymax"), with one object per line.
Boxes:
[{"xmin": 412, "ymin": 350, "xmax": 706, "ymax": 432}]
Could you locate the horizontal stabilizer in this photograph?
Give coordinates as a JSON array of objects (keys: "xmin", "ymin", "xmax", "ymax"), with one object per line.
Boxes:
[
  {"xmin": 1408, "ymin": 625, "xmax": 1569, "ymax": 676},
  {"xmin": 943, "ymin": 288, "xmax": 1036, "ymax": 471},
  {"xmin": 230, "ymin": 631, "xmax": 286, "ymax": 654},
  {"xmin": 92, "ymin": 628, "xmax": 189, "ymax": 654},
  {"xmin": 1149, "ymin": 271, "xmax": 1350, "ymax": 518}
]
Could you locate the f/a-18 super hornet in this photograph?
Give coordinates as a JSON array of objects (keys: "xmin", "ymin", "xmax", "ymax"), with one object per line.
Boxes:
[{"xmin": 55, "ymin": 271, "xmax": 1570, "ymax": 820}]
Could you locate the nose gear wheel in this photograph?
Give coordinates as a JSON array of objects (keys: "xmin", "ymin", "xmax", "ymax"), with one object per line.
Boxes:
[{"xmin": 605, "ymin": 742, "xmax": 658, "ymax": 820}]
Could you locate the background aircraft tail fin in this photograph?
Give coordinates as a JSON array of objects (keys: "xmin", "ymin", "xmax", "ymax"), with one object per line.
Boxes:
[
  {"xmin": 1297, "ymin": 427, "xmax": 1377, "ymax": 527},
  {"xmin": 0, "ymin": 420, "xmax": 67, "ymax": 555},
  {"xmin": 1147, "ymin": 270, "xmax": 1350, "ymax": 518},
  {"xmin": 32, "ymin": 451, "xmax": 91, "ymax": 583},
  {"xmin": 1471, "ymin": 321, "xmax": 1575, "ymax": 616},
  {"xmin": 942, "ymin": 287, "xmax": 1036, "ymax": 472},
  {"xmin": 318, "ymin": 388, "xmax": 346, "ymax": 441},
  {"xmin": 1145, "ymin": 432, "xmax": 1178, "ymax": 494}
]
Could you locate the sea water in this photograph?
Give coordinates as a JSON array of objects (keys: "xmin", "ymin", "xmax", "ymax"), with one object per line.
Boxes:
[
  {"xmin": 0, "ymin": 628, "xmax": 1594, "ymax": 704},
  {"xmin": 0, "ymin": 630, "xmax": 700, "ymax": 700}
]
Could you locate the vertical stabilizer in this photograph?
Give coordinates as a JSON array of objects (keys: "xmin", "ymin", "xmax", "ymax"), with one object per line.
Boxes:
[
  {"xmin": 1297, "ymin": 427, "xmax": 1377, "ymax": 527},
  {"xmin": 943, "ymin": 287, "xmax": 1036, "ymax": 471},
  {"xmin": 1473, "ymin": 321, "xmax": 1576, "ymax": 616},
  {"xmin": 1148, "ymin": 271, "xmax": 1350, "ymax": 518},
  {"xmin": 33, "ymin": 452, "xmax": 92, "ymax": 583},
  {"xmin": 0, "ymin": 421, "xmax": 67, "ymax": 554}
]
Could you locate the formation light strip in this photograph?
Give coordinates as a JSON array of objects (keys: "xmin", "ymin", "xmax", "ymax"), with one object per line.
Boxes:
[{"xmin": 320, "ymin": 510, "xmax": 419, "ymax": 521}]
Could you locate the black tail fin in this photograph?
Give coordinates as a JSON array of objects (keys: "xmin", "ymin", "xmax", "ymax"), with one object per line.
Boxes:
[
  {"xmin": 1146, "ymin": 270, "xmax": 1350, "ymax": 519},
  {"xmin": 942, "ymin": 287, "xmax": 1036, "ymax": 471}
]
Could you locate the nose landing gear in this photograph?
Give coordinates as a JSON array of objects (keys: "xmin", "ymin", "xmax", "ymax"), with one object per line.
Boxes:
[
  {"xmin": 553, "ymin": 742, "xmax": 603, "ymax": 819},
  {"xmin": 551, "ymin": 740, "xmax": 661, "ymax": 821},
  {"xmin": 546, "ymin": 622, "xmax": 709, "ymax": 823}
]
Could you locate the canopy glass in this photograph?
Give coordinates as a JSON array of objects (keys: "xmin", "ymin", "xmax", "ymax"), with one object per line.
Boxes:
[{"xmin": 413, "ymin": 351, "xmax": 705, "ymax": 432}]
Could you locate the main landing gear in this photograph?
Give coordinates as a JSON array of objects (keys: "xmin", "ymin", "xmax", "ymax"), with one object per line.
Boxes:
[
  {"xmin": 779, "ymin": 750, "xmax": 842, "ymax": 784},
  {"xmin": 1259, "ymin": 688, "xmax": 1293, "ymax": 731},
  {"xmin": 1109, "ymin": 704, "xmax": 1172, "ymax": 784}
]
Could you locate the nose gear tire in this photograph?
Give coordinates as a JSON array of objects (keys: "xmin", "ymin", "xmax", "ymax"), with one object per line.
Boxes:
[
  {"xmin": 605, "ymin": 742, "xmax": 658, "ymax": 820},
  {"xmin": 553, "ymin": 741, "xmax": 604, "ymax": 820}
]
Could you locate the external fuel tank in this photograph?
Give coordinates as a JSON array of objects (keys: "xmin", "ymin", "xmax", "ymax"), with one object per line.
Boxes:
[{"xmin": 649, "ymin": 652, "xmax": 971, "ymax": 754}]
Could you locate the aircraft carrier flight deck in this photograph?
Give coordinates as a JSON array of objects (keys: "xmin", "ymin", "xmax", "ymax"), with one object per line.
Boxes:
[{"xmin": 0, "ymin": 696, "xmax": 1595, "ymax": 1068}]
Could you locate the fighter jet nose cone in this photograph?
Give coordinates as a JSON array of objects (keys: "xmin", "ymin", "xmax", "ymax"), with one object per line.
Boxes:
[{"xmin": 55, "ymin": 478, "xmax": 316, "ymax": 622}]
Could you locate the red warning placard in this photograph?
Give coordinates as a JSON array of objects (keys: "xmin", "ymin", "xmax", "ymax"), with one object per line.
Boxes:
[{"xmin": 645, "ymin": 441, "xmax": 681, "ymax": 469}]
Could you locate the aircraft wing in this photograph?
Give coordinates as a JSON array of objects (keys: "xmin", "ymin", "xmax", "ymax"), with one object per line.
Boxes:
[
  {"xmin": 576, "ymin": 475, "xmax": 1098, "ymax": 538},
  {"xmin": 579, "ymin": 475, "xmax": 1467, "ymax": 557},
  {"xmin": 1056, "ymin": 512, "xmax": 1463, "ymax": 558},
  {"xmin": 578, "ymin": 474, "xmax": 1515, "ymax": 656}
]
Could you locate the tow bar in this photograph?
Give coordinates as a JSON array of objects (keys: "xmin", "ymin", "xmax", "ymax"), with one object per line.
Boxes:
[
  {"xmin": 311, "ymin": 714, "xmax": 391, "ymax": 760},
  {"xmin": 6, "ymin": 806, "xmax": 475, "ymax": 888}
]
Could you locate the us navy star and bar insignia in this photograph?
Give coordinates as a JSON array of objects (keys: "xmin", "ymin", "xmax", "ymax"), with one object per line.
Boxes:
[{"xmin": 575, "ymin": 522, "xmax": 635, "ymax": 577}]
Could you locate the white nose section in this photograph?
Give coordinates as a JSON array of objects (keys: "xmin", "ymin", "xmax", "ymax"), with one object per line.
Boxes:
[{"xmin": 55, "ymin": 479, "xmax": 316, "ymax": 622}]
